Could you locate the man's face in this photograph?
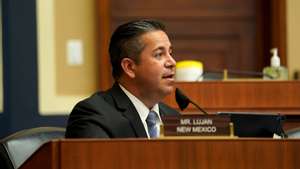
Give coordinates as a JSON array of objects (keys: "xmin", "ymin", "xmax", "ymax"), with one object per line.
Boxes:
[{"xmin": 133, "ymin": 30, "xmax": 176, "ymax": 101}]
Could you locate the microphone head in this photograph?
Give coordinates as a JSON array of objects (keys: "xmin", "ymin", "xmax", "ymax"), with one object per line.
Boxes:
[{"xmin": 175, "ymin": 88, "xmax": 190, "ymax": 110}]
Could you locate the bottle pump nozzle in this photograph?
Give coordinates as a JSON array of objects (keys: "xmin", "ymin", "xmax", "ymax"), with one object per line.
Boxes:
[{"xmin": 271, "ymin": 48, "xmax": 280, "ymax": 67}]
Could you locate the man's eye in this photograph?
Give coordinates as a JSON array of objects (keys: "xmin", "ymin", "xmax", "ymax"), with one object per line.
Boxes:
[{"xmin": 154, "ymin": 52, "xmax": 163, "ymax": 58}]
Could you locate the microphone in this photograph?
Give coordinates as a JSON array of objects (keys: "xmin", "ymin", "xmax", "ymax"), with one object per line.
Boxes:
[{"xmin": 175, "ymin": 88, "xmax": 208, "ymax": 115}]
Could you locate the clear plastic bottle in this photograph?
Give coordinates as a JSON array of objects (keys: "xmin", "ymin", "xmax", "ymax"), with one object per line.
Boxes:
[{"xmin": 263, "ymin": 48, "xmax": 289, "ymax": 80}]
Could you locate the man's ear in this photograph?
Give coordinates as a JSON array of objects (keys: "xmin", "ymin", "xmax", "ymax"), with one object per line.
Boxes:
[{"xmin": 121, "ymin": 58, "xmax": 136, "ymax": 78}]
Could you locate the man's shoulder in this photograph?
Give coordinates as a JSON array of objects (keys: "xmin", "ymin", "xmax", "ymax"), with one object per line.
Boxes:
[
  {"xmin": 74, "ymin": 90, "xmax": 115, "ymax": 113},
  {"xmin": 66, "ymin": 89, "xmax": 137, "ymax": 138},
  {"xmin": 81, "ymin": 91, "xmax": 111, "ymax": 105}
]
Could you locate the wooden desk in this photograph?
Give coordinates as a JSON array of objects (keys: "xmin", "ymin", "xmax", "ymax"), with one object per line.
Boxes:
[
  {"xmin": 163, "ymin": 81, "xmax": 300, "ymax": 114},
  {"xmin": 163, "ymin": 81, "xmax": 300, "ymax": 130},
  {"xmin": 21, "ymin": 139, "xmax": 300, "ymax": 169}
]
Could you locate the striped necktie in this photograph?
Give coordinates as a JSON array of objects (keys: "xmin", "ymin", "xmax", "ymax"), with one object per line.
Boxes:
[{"xmin": 146, "ymin": 111, "xmax": 159, "ymax": 138}]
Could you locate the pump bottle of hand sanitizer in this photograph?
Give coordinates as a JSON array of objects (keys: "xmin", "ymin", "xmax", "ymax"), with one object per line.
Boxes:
[{"xmin": 263, "ymin": 48, "xmax": 288, "ymax": 80}]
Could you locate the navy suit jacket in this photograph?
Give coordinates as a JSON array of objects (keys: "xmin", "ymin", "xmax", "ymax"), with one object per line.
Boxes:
[{"xmin": 65, "ymin": 83, "xmax": 179, "ymax": 138}]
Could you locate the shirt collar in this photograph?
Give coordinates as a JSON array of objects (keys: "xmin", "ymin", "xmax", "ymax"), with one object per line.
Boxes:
[{"xmin": 119, "ymin": 84, "xmax": 161, "ymax": 123}]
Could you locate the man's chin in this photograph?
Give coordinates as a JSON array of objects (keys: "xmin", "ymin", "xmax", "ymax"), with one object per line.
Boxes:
[{"xmin": 162, "ymin": 85, "xmax": 175, "ymax": 95}]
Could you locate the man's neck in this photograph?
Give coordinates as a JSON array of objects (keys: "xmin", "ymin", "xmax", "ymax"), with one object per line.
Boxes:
[{"xmin": 118, "ymin": 81, "xmax": 157, "ymax": 108}]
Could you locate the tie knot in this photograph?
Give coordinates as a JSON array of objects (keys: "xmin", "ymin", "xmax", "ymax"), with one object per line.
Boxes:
[{"xmin": 146, "ymin": 111, "xmax": 157, "ymax": 126}]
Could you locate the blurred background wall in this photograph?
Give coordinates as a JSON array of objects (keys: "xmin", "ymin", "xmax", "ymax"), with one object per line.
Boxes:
[
  {"xmin": 37, "ymin": 0, "xmax": 98, "ymax": 114},
  {"xmin": 287, "ymin": 0, "xmax": 300, "ymax": 79}
]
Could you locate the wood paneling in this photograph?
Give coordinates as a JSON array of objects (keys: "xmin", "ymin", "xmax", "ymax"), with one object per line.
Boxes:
[
  {"xmin": 256, "ymin": 0, "xmax": 287, "ymax": 68},
  {"xmin": 111, "ymin": 0, "xmax": 257, "ymax": 73},
  {"xmin": 97, "ymin": 0, "xmax": 287, "ymax": 89},
  {"xmin": 111, "ymin": 0, "xmax": 256, "ymax": 18},
  {"xmin": 271, "ymin": 0, "xmax": 287, "ymax": 66},
  {"xmin": 96, "ymin": 0, "xmax": 111, "ymax": 90},
  {"xmin": 22, "ymin": 139, "xmax": 300, "ymax": 169},
  {"xmin": 163, "ymin": 81, "xmax": 300, "ymax": 114}
]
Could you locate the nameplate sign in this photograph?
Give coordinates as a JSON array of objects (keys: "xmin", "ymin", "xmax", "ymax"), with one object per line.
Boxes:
[{"xmin": 162, "ymin": 115, "xmax": 231, "ymax": 136}]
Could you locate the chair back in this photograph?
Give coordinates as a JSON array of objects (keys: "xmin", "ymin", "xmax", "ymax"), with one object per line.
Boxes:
[{"xmin": 0, "ymin": 127, "xmax": 65, "ymax": 169}]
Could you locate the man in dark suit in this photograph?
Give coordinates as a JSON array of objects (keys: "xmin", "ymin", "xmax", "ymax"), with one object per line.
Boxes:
[{"xmin": 65, "ymin": 19, "xmax": 179, "ymax": 138}]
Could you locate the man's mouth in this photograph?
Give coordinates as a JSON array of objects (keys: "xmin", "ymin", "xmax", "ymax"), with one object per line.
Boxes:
[{"xmin": 162, "ymin": 73, "xmax": 175, "ymax": 80}]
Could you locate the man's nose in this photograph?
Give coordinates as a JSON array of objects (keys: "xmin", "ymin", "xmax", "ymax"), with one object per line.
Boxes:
[{"xmin": 165, "ymin": 54, "xmax": 176, "ymax": 68}]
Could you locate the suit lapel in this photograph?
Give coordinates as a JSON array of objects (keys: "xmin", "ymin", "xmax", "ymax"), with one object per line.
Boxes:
[
  {"xmin": 109, "ymin": 83, "xmax": 148, "ymax": 138},
  {"xmin": 159, "ymin": 104, "xmax": 167, "ymax": 117}
]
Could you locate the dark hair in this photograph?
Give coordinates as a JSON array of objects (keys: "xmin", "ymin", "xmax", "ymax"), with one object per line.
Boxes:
[{"xmin": 109, "ymin": 19, "xmax": 166, "ymax": 79}]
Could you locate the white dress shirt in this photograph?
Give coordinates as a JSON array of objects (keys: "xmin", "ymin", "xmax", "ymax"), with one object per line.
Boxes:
[{"xmin": 119, "ymin": 84, "xmax": 162, "ymax": 138}]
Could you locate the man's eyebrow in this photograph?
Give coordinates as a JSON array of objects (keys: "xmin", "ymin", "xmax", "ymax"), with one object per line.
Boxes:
[
  {"xmin": 153, "ymin": 47, "xmax": 165, "ymax": 51},
  {"xmin": 153, "ymin": 46, "xmax": 172, "ymax": 52}
]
